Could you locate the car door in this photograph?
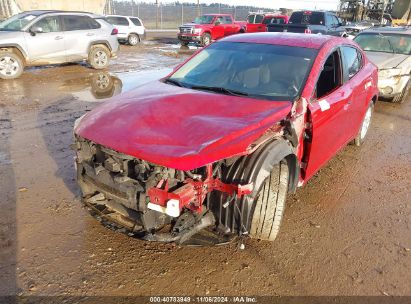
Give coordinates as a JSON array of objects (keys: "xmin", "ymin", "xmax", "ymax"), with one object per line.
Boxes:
[
  {"xmin": 223, "ymin": 16, "xmax": 235, "ymax": 35},
  {"xmin": 331, "ymin": 15, "xmax": 344, "ymax": 36},
  {"xmin": 304, "ymin": 48, "xmax": 355, "ymax": 181},
  {"xmin": 62, "ymin": 15, "xmax": 102, "ymax": 61},
  {"xmin": 23, "ymin": 15, "xmax": 66, "ymax": 64},
  {"xmin": 213, "ymin": 16, "xmax": 225, "ymax": 39},
  {"xmin": 340, "ymin": 45, "xmax": 369, "ymax": 135}
]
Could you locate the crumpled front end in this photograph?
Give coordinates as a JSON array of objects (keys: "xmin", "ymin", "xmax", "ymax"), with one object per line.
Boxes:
[
  {"xmin": 378, "ymin": 69, "xmax": 410, "ymax": 98},
  {"xmin": 74, "ymin": 135, "xmax": 254, "ymax": 244}
]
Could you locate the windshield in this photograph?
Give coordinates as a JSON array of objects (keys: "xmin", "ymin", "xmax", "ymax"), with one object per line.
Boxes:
[
  {"xmin": 167, "ymin": 42, "xmax": 317, "ymax": 101},
  {"xmin": 193, "ymin": 15, "xmax": 214, "ymax": 24},
  {"xmin": 0, "ymin": 13, "xmax": 37, "ymax": 31},
  {"xmin": 354, "ymin": 33, "xmax": 411, "ymax": 55}
]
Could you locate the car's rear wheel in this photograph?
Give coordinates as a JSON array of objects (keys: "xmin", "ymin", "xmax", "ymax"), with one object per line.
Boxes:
[
  {"xmin": 128, "ymin": 34, "xmax": 140, "ymax": 46},
  {"xmin": 392, "ymin": 79, "xmax": 410, "ymax": 103},
  {"xmin": 354, "ymin": 102, "xmax": 374, "ymax": 146},
  {"xmin": 249, "ymin": 161, "xmax": 289, "ymax": 242},
  {"xmin": 88, "ymin": 45, "xmax": 110, "ymax": 70},
  {"xmin": 0, "ymin": 52, "xmax": 24, "ymax": 80},
  {"xmin": 201, "ymin": 33, "xmax": 212, "ymax": 47}
]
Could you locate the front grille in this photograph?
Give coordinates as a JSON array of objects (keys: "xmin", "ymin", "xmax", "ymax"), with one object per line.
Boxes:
[{"xmin": 180, "ymin": 27, "xmax": 193, "ymax": 34}]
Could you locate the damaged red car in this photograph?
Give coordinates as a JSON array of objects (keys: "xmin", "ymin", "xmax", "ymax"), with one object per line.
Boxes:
[{"xmin": 73, "ymin": 33, "xmax": 378, "ymax": 245}]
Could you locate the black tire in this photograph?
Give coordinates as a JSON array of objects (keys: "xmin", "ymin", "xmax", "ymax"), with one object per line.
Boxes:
[
  {"xmin": 249, "ymin": 161, "xmax": 289, "ymax": 241},
  {"xmin": 180, "ymin": 41, "xmax": 189, "ymax": 47},
  {"xmin": 0, "ymin": 51, "xmax": 24, "ymax": 80},
  {"xmin": 88, "ymin": 45, "xmax": 110, "ymax": 70},
  {"xmin": 201, "ymin": 33, "xmax": 212, "ymax": 47},
  {"xmin": 392, "ymin": 79, "xmax": 410, "ymax": 103},
  {"xmin": 354, "ymin": 102, "xmax": 374, "ymax": 146},
  {"xmin": 128, "ymin": 34, "xmax": 140, "ymax": 46}
]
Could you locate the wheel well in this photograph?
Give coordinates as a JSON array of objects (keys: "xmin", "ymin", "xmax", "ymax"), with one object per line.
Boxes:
[
  {"xmin": 89, "ymin": 42, "xmax": 111, "ymax": 53},
  {"xmin": 129, "ymin": 33, "xmax": 140, "ymax": 39},
  {"xmin": 210, "ymin": 139, "xmax": 298, "ymax": 235},
  {"xmin": 0, "ymin": 47, "xmax": 26, "ymax": 64}
]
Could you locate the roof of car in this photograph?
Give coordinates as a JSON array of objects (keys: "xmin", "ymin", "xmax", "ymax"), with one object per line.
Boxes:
[
  {"xmin": 106, "ymin": 15, "xmax": 141, "ymax": 19},
  {"xmin": 361, "ymin": 26, "xmax": 411, "ymax": 35},
  {"xmin": 221, "ymin": 32, "xmax": 343, "ymax": 49},
  {"xmin": 203, "ymin": 14, "xmax": 232, "ymax": 16},
  {"xmin": 22, "ymin": 10, "xmax": 101, "ymax": 18}
]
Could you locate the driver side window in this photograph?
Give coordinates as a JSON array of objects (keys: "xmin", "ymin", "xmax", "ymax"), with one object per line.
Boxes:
[
  {"xmin": 315, "ymin": 50, "xmax": 342, "ymax": 99},
  {"xmin": 32, "ymin": 16, "xmax": 61, "ymax": 33}
]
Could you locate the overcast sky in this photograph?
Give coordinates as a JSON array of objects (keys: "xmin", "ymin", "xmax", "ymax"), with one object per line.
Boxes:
[{"xmin": 141, "ymin": 0, "xmax": 340, "ymax": 10}]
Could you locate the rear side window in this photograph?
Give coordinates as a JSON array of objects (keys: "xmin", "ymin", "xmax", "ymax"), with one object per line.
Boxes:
[
  {"xmin": 290, "ymin": 12, "xmax": 325, "ymax": 25},
  {"xmin": 106, "ymin": 16, "xmax": 129, "ymax": 26},
  {"xmin": 254, "ymin": 15, "xmax": 264, "ymax": 24},
  {"xmin": 32, "ymin": 16, "xmax": 61, "ymax": 32},
  {"xmin": 341, "ymin": 46, "xmax": 362, "ymax": 80},
  {"xmin": 263, "ymin": 17, "xmax": 286, "ymax": 25},
  {"xmin": 223, "ymin": 16, "xmax": 233, "ymax": 24},
  {"xmin": 130, "ymin": 18, "xmax": 141, "ymax": 26},
  {"xmin": 63, "ymin": 15, "xmax": 98, "ymax": 31}
]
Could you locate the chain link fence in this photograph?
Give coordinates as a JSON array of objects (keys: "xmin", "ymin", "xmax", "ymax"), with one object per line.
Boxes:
[{"xmin": 113, "ymin": 2, "xmax": 273, "ymax": 30}]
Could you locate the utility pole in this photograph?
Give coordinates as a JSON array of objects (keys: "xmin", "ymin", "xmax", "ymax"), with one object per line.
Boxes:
[
  {"xmin": 156, "ymin": 0, "xmax": 159, "ymax": 29},
  {"xmin": 381, "ymin": 0, "xmax": 387, "ymax": 24},
  {"xmin": 197, "ymin": 0, "xmax": 200, "ymax": 17}
]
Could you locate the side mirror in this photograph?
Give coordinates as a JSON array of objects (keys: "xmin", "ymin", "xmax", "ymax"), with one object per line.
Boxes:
[
  {"xmin": 30, "ymin": 26, "xmax": 43, "ymax": 36},
  {"xmin": 215, "ymin": 21, "xmax": 221, "ymax": 26},
  {"xmin": 340, "ymin": 21, "xmax": 347, "ymax": 26}
]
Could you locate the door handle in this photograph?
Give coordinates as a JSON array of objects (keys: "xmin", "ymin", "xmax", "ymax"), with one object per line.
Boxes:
[
  {"xmin": 55, "ymin": 36, "xmax": 63, "ymax": 40},
  {"xmin": 86, "ymin": 33, "xmax": 95, "ymax": 36}
]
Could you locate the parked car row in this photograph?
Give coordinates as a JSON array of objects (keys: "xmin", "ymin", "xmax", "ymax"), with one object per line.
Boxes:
[{"xmin": 0, "ymin": 10, "xmax": 145, "ymax": 79}]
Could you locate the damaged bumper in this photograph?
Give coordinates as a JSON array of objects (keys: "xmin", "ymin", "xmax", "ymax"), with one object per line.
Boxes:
[
  {"xmin": 378, "ymin": 74, "xmax": 410, "ymax": 98},
  {"xmin": 73, "ymin": 136, "xmax": 251, "ymax": 244}
]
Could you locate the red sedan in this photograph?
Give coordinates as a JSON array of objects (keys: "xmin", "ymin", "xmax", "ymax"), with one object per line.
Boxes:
[{"xmin": 74, "ymin": 33, "xmax": 378, "ymax": 245}]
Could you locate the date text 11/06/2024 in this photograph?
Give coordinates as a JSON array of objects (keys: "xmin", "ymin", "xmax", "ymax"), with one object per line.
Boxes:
[{"xmin": 149, "ymin": 296, "xmax": 258, "ymax": 303}]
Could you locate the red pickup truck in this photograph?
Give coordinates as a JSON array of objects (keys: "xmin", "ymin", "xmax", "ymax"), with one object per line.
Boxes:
[
  {"xmin": 74, "ymin": 33, "xmax": 378, "ymax": 246},
  {"xmin": 178, "ymin": 14, "xmax": 246, "ymax": 46},
  {"xmin": 246, "ymin": 13, "xmax": 289, "ymax": 33}
]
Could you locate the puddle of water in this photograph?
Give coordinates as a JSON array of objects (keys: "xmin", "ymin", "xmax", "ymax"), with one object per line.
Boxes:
[
  {"xmin": 116, "ymin": 68, "xmax": 172, "ymax": 93},
  {"xmin": 62, "ymin": 68, "xmax": 172, "ymax": 102}
]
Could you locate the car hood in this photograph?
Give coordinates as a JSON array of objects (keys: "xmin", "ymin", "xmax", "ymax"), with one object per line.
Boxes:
[
  {"xmin": 0, "ymin": 30, "xmax": 24, "ymax": 40},
  {"xmin": 75, "ymin": 81, "xmax": 292, "ymax": 171},
  {"xmin": 365, "ymin": 51, "xmax": 409, "ymax": 69},
  {"xmin": 181, "ymin": 23, "xmax": 209, "ymax": 28}
]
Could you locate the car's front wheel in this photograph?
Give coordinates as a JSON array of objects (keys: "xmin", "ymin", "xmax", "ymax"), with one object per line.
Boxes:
[
  {"xmin": 354, "ymin": 102, "xmax": 374, "ymax": 146},
  {"xmin": 0, "ymin": 52, "xmax": 24, "ymax": 80},
  {"xmin": 128, "ymin": 34, "xmax": 140, "ymax": 46},
  {"xmin": 88, "ymin": 45, "xmax": 110, "ymax": 70},
  {"xmin": 249, "ymin": 161, "xmax": 289, "ymax": 242},
  {"xmin": 201, "ymin": 33, "xmax": 212, "ymax": 47}
]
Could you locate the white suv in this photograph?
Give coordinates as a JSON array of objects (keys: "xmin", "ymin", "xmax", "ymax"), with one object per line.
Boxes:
[
  {"xmin": 105, "ymin": 15, "xmax": 146, "ymax": 46},
  {"xmin": 0, "ymin": 10, "xmax": 120, "ymax": 79}
]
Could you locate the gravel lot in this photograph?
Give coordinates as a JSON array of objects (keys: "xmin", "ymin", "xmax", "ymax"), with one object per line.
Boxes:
[{"xmin": 0, "ymin": 39, "xmax": 410, "ymax": 297}]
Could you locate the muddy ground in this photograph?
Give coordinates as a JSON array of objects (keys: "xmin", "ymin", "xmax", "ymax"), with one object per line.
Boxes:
[{"xmin": 0, "ymin": 39, "xmax": 410, "ymax": 297}]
